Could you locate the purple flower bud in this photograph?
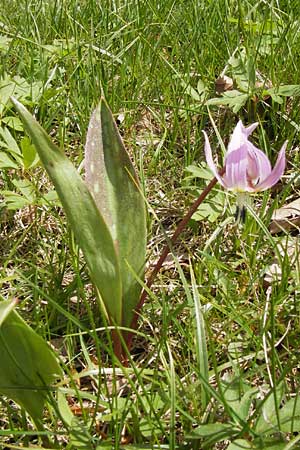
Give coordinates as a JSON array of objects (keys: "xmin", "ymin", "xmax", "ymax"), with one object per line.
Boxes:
[{"xmin": 203, "ymin": 120, "xmax": 286, "ymax": 192}]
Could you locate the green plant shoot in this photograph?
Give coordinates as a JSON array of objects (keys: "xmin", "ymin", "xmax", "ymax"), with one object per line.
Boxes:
[
  {"xmin": 85, "ymin": 99, "xmax": 146, "ymax": 329},
  {"xmin": 12, "ymin": 97, "xmax": 146, "ymax": 344}
]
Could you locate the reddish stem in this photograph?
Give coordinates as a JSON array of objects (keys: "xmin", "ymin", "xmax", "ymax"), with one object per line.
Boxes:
[
  {"xmin": 125, "ymin": 170, "xmax": 224, "ymax": 352},
  {"xmin": 112, "ymin": 329, "xmax": 124, "ymax": 362}
]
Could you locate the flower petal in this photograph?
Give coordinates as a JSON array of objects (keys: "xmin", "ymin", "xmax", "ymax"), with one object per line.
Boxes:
[
  {"xmin": 247, "ymin": 142, "xmax": 272, "ymax": 183},
  {"xmin": 202, "ymin": 130, "xmax": 226, "ymax": 187},
  {"xmin": 255, "ymin": 141, "xmax": 287, "ymax": 191},
  {"xmin": 227, "ymin": 120, "xmax": 258, "ymax": 154},
  {"xmin": 223, "ymin": 143, "xmax": 249, "ymax": 191},
  {"xmin": 244, "ymin": 122, "xmax": 259, "ymax": 137}
]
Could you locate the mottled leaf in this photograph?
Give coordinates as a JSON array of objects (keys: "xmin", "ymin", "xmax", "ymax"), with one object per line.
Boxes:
[
  {"xmin": 12, "ymin": 97, "xmax": 122, "ymax": 325},
  {"xmin": 85, "ymin": 98, "xmax": 146, "ymax": 328}
]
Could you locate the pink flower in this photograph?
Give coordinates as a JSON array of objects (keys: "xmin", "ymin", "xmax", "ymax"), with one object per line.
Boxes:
[{"xmin": 203, "ymin": 120, "xmax": 286, "ymax": 192}]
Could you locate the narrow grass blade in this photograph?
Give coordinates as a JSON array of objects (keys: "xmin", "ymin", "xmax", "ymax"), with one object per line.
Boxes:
[
  {"xmin": 190, "ymin": 266, "xmax": 209, "ymax": 408},
  {"xmin": 167, "ymin": 343, "xmax": 176, "ymax": 450},
  {"xmin": 85, "ymin": 98, "xmax": 146, "ymax": 328},
  {"xmin": 12, "ymin": 98, "xmax": 122, "ymax": 325}
]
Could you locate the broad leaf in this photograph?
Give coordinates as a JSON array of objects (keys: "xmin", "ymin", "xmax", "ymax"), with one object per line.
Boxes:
[
  {"xmin": 221, "ymin": 374, "xmax": 256, "ymax": 422},
  {"xmin": 267, "ymin": 84, "xmax": 300, "ymax": 97},
  {"xmin": 228, "ymin": 439, "xmax": 286, "ymax": 450},
  {"xmin": 85, "ymin": 98, "xmax": 146, "ymax": 328},
  {"xmin": 185, "ymin": 162, "xmax": 215, "ymax": 180},
  {"xmin": 187, "ymin": 423, "xmax": 239, "ymax": 441},
  {"xmin": 0, "ymin": 126, "xmax": 23, "ymax": 163},
  {"xmin": 0, "ymin": 298, "xmax": 18, "ymax": 326},
  {"xmin": 206, "ymin": 91, "xmax": 249, "ymax": 113},
  {"xmin": 2, "ymin": 115, "xmax": 24, "ymax": 131},
  {"xmin": 278, "ymin": 396, "xmax": 300, "ymax": 432},
  {"xmin": 255, "ymin": 384, "xmax": 284, "ymax": 434},
  {"xmin": 256, "ymin": 395, "xmax": 300, "ymax": 434},
  {"xmin": 0, "ymin": 300, "xmax": 62, "ymax": 421},
  {"xmin": 21, "ymin": 136, "xmax": 39, "ymax": 168},
  {"xmin": 57, "ymin": 390, "xmax": 94, "ymax": 449},
  {"xmin": 227, "ymin": 439, "xmax": 252, "ymax": 450},
  {"xmin": 2, "ymin": 190, "xmax": 33, "ymax": 209},
  {"xmin": 12, "ymin": 98, "xmax": 122, "ymax": 325},
  {"xmin": 0, "ymin": 152, "xmax": 19, "ymax": 169}
]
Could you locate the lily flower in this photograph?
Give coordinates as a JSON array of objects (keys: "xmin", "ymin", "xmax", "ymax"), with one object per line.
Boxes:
[{"xmin": 203, "ymin": 120, "xmax": 286, "ymax": 193}]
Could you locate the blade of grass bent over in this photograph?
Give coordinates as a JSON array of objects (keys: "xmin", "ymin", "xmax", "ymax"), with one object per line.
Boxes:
[{"xmin": 12, "ymin": 97, "xmax": 122, "ymax": 325}]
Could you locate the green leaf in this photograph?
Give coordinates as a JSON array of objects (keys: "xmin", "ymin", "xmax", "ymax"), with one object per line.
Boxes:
[
  {"xmin": 0, "ymin": 304, "xmax": 62, "ymax": 422},
  {"xmin": 227, "ymin": 439, "xmax": 252, "ymax": 450},
  {"xmin": 0, "ymin": 77, "xmax": 16, "ymax": 115},
  {"xmin": 57, "ymin": 389, "xmax": 74, "ymax": 426},
  {"xmin": 2, "ymin": 115, "xmax": 24, "ymax": 131},
  {"xmin": 2, "ymin": 190, "xmax": 32, "ymax": 209},
  {"xmin": 221, "ymin": 373, "xmax": 256, "ymax": 422},
  {"xmin": 85, "ymin": 98, "xmax": 146, "ymax": 328},
  {"xmin": 206, "ymin": 91, "xmax": 249, "ymax": 113},
  {"xmin": 255, "ymin": 396, "xmax": 300, "ymax": 434},
  {"xmin": 12, "ymin": 97, "xmax": 122, "ymax": 325},
  {"xmin": 185, "ymin": 163, "xmax": 214, "ymax": 180},
  {"xmin": 41, "ymin": 189, "xmax": 60, "ymax": 205},
  {"xmin": 139, "ymin": 417, "xmax": 163, "ymax": 438},
  {"xmin": 2, "ymin": 179, "xmax": 37, "ymax": 210},
  {"xmin": 267, "ymin": 85, "xmax": 300, "ymax": 97},
  {"xmin": 21, "ymin": 136, "xmax": 39, "ymax": 168},
  {"xmin": 229, "ymin": 438, "xmax": 286, "ymax": 450},
  {"xmin": 187, "ymin": 423, "xmax": 239, "ymax": 441},
  {"xmin": 268, "ymin": 93, "xmax": 284, "ymax": 105},
  {"xmin": 255, "ymin": 384, "xmax": 284, "ymax": 434},
  {"xmin": 12, "ymin": 179, "xmax": 36, "ymax": 202},
  {"xmin": 0, "ymin": 75, "xmax": 43, "ymax": 109},
  {"xmin": 0, "ymin": 126, "xmax": 23, "ymax": 160},
  {"xmin": 0, "ymin": 151, "xmax": 19, "ymax": 169},
  {"xmin": 253, "ymin": 440, "xmax": 286, "ymax": 450},
  {"xmin": 278, "ymin": 397, "xmax": 300, "ymax": 432},
  {"xmin": 192, "ymin": 191, "xmax": 224, "ymax": 223},
  {"xmin": 57, "ymin": 389, "xmax": 94, "ymax": 448},
  {"xmin": 0, "ymin": 298, "xmax": 19, "ymax": 326}
]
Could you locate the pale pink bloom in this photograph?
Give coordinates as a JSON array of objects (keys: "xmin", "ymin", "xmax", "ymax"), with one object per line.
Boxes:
[{"xmin": 203, "ymin": 120, "xmax": 286, "ymax": 192}]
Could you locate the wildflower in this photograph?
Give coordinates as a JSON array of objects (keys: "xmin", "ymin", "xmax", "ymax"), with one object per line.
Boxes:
[
  {"xmin": 203, "ymin": 120, "xmax": 286, "ymax": 193},
  {"xmin": 203, "ymin": 120, "xmax": 286, "ymax": 221}
]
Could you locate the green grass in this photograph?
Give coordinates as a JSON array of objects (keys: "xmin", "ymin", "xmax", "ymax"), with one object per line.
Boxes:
[{"xmin": 1, "ymin": 0, "xmax": 300, "ymax": 448}]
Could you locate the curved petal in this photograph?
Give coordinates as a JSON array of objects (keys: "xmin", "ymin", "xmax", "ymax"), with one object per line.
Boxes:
[
  {"xmin": 223, "ymin": 143, "xmax": 249, "ymax": 191},
  {"xmin": 227, "ymin": 120, "xmax": 258, "ymax": 154},
  {"xmin": 202, "ymin": 130, "xmax": 226, "ymax": 186},
  {"xmin": 227, "ymin": 121, "xmax": 246, "ymax": 154},
  {"xmin": 247, "ymin": 142, "xmax": 272, "ymax": 183},
  {"xmin": 244, "ymin": 122, "xmax": 259, "ymax": 137},
  {"xmin": 255, "ymin": 141, "xmax": 287, "ymax": 191}
]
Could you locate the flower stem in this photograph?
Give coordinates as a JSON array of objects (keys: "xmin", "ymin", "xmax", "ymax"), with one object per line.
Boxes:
[{"xmin": 126, "ymin": 169, "xmax": 224, "ymax": 352}]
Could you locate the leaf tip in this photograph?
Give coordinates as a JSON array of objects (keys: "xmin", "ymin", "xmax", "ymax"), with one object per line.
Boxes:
[{"xmin": 10, "ymin": 96, "xmax": 25, "ymax": 115}]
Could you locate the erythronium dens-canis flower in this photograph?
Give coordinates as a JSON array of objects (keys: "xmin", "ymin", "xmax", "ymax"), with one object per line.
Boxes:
[{"xmin": 203, "ymin": 120, "xmax": 287, "ymax": 221}]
